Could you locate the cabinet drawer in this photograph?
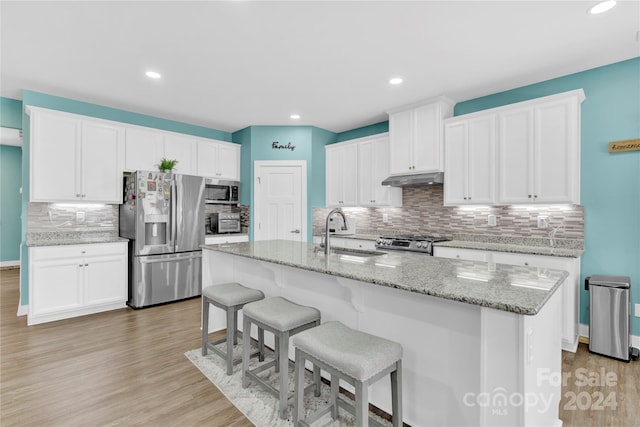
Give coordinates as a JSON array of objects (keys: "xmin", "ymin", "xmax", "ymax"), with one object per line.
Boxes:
[
  {"xmin": 433, "ymin": 247, "xmax": 489, "ymax": 262},
  {"xmin": 30, "ymin": 242, "xmax": 127, "ymax": 261}
]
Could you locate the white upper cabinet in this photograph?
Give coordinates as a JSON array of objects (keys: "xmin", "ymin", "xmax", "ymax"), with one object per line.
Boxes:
[
  {"xmin": 81, "ymin": 121, "xmax": 125, "ymax": 202},
  {"xmin": 326, "ymin": 142, "xmax": 358, "ymax": 207},
  {"xmin": 443, "ymin": 89, "xmax": 584, "ymax": 206},
  {"xmin": 124, "ymin": 127, "xmax": 164, "ymax": 171},
  {"xmin": 164, "ymin": 133, "xmax": 197, "ymax": 175},
  {"xmin": 498, "ymin": 91, "xmax": 583, "ymax": 204},
  {"xmin": 196, "ymin": 139, "xmax": 241, "ymax": 180},
  {"xmin": 444, "ymin": 115, "xmax": 496, "ymax": 205},
  {"xmin": 358, "ymin": 136, "xmax": 402, "ymax": 206},
  {"xmin": 28, "ymin": 107, "xmax": 124, "ymax": 203},
  {"xmin": 125, "ymin": 128, "xmax": 198, "ymax": 175},
  {"xmin": 388, "ymin": 97, "xmax": 454, "ymax": 175}
]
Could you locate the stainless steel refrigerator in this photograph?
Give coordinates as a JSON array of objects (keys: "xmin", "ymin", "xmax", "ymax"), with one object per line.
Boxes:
[{"xmin": 119, "ymin": 171, "xmax": 205, "ymax": 308}]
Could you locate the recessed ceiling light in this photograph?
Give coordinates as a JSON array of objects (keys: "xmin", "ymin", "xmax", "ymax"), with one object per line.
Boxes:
[
  {"xmin": 389, "ymin": 77, "xmax": 403, "ymax": 85},
  {"xmin": 588, "ymin": 1, "xmax": 616, "ymax": 14},
  {"xmin": 145, "ymin": 71, "xmax": 161, "ymax": 79},
  {"xmin": 290, "ymin": 114, "xmax": 300, "ymax": 119}
]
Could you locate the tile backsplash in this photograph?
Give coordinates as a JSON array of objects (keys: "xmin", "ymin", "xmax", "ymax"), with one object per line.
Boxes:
[
  {"xmin": 313, "ymin": 186, "xmax": 584, "ymax": 240},
  {"xmin": 28, "ymin": 202, "xmax": 118, "ymax": 232},
  {"xmin": 28, "ymin": 202, "xmax": 251, "ymax": 234}
]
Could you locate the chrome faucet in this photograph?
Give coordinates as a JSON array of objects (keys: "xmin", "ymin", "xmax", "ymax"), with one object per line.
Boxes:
[{"xmin": 324, "ymin": 208, "xmax": 348, "ymax": 254}]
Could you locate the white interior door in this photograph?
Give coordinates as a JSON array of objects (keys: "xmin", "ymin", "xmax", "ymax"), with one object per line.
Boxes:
[{"xmin": 254, "ymin": 161, "xmax": 307, "ymax": 242}]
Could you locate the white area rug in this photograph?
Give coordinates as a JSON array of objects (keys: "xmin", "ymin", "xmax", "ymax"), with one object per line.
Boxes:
[{"xmin": 185, "ymin": 346, "xmax": 392, "ymax": 427}]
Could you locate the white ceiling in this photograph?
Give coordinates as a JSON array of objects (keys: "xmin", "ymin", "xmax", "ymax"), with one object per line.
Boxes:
[{"xmin": 1, "ymin": 1, "xmax": 638, "ymax": 134}]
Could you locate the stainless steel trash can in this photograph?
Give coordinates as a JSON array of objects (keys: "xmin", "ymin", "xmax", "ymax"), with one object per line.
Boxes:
[{"xmin": 585, "ymin": 275, "xmax": 631, "ymax": 361}]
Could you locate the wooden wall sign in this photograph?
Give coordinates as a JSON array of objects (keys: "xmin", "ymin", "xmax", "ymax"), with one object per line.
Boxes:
[{"xmin": 609, "ymin": 138, "xmax": 640, "ymax": 153}]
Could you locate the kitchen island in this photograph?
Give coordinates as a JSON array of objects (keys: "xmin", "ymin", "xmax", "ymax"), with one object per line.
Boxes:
[{"xmin": 202, "ymin": 240, "xmax": 567, "ymax": 427}]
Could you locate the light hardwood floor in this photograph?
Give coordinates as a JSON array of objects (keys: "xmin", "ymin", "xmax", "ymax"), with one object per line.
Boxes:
[
  {"xmin": 1, "ymin": 268, "xmax": 251, "ymax": 426},
  {"xmin": 1, "ymin": 268, "xmax": 638, "ymax": 426}
]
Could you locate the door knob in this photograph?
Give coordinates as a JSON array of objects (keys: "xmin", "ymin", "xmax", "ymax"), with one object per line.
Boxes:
[{"xmin": 290, "ymin": 229, "xmax": 301, "ymax": 234}]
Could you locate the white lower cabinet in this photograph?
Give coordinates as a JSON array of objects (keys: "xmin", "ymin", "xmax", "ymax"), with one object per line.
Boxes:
[
  {"xmin": 205, "ymin": 234, "xmax": 249, "ymax": 245},
  {"xmin": 434, "ymin": 246, "xmax": 580, "ymax": 352},
  {"xmin": 28, "ymin": 242, "xmax": 127, "ymax": 325},
  {"xmin": 312, "ymin": 236, "xmax": 376, "ymax": 251},
  {"xmin": 432, "ymin": 246, "xmax": 490, "ymax": 262}
]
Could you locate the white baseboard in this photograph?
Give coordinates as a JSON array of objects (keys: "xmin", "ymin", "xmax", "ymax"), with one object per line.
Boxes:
[
  {"xmin": 17, "ymin": 304, "xmax": 28, "ymax": 316},
  {"xmin": 579, "ymin": 323, "xmax": 640, "ymax": 349},
  {"xmin": 0, "ymin": 260, "xmax": 20, "ymax": 269}
]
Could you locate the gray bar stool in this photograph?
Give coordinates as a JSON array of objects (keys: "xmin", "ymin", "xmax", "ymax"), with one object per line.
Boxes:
[
  {"xmin": 242, "ymin": 296, "xmax": 321, "ymax": 419},
  {"xmin": 292, "ymin": 321, "xmax": 403, "ymax": 427},
  {"xmin": 201, "ymin": 282, "xmax": 265, "ymax": 375}
]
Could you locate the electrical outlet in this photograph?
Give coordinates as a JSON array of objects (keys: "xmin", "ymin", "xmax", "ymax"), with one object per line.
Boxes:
[
  {"xmin": 488, "ymin": 214, "xmax": 496, "ymax": 226},
  {"xmin": 76, "ymin": 211, "xmax": 86, "ymax": 224},
  {"xmin": 382, "ymin": 213, "xmax": 389, "ymax": 224},
  {"xmin": 537, "ymin": 216, "xmax": 549, "ymax": 229},
  {"xmin": 635, "ymin": 304, "xmax": 640, "ymax": 318}
]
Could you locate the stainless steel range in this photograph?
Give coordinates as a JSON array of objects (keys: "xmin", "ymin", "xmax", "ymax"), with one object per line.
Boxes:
[{"xmin": 375, "ymin": 235, "xmax": 450, "ymax": 255}]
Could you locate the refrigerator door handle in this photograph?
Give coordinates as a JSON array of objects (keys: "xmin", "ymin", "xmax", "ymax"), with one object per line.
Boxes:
[
  {"xmin": 171, "ymin": 179, "xmax": 177, "ymax": 251},
  {"xmin": 137, "ymin": 252, "xmax": 202, "ymax": 264}
]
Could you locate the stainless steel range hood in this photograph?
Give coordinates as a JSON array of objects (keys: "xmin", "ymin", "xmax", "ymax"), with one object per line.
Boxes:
[{"xmin": 381, "ymin": 172, "xmax": 444, "ymax": 187}]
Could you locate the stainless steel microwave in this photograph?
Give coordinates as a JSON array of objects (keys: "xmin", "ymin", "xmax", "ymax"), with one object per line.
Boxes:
[{"xmin": 204, "ymin": 179, "xmax": 239, "ymax": 205}]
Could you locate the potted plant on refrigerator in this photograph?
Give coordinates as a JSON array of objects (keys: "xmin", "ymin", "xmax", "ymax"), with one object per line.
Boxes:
[{"xmin": 158, "ymin": 158, "xmax": 178, "ymax": 173}]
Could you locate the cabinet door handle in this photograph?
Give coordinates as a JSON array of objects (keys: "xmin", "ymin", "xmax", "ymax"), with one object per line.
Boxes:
[
  {"xmin": 76, "ymin": 194, "xmax": 81, "ymax": 198},
  {"xmin": 78, "ymin": 264, "xmax": 83, "ymax": 267},
  {"xmin": 528, "ymin": 195, "xmax": 532, "ymax": 198},
  {"xmin": 84, "ymin": 263, "xmax": 88, "ymax": 266},
  {"xmin": 524, "ymin": 262, "xmax": 529, "ymax": 266},
  {"xmin": 534, "ymin": 195, "xmax": 538, "ymax": 199}
]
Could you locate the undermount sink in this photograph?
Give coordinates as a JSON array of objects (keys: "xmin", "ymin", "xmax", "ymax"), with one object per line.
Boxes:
[{"xmin": 329, "ymin": 248, "xmax": 387, "ymax": 258}]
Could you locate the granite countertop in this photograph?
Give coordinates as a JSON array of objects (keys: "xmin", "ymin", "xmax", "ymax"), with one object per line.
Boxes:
[
  {"xmin": 435, "ymin": 234, "xmax": 584, "ymax": 258},
  {"xmin": 203, "ymin": 240, "xmax": 568, "ymax": 315},
  {"xmin": 26, "ymin": 231, "xmax": 128, "ymax": 247}
]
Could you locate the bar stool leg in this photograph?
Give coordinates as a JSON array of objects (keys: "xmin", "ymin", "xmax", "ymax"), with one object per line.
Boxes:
[
  {"xmin": 225, "ymin": 307, "xmax": 235, "ymax": 375},
  {"xmin": 294, "ymin": 348, "xmax": 306, "ymax": 426},
  {"xmin": 392, "ymin": 360, "xmax": 403, "ymax": 427},
  {"xmin": 242, "ymin": 316, "xmax": 251, "ymax": 388},
  {"xmin": 232, "ymin": 309, "xmax": 239, "ymax": 345},
  {"xmin": 278, "ymin": 331, "xmax": 289, "ymax": 419},
  {"xmin": 330, "ymin": 375, "xmax": 339, "ymax": 420},
  {"xmin": 355, "ymin": 380, "xmax": 369, "ymax": 427},
  {"xmin": 274, "ymin": 336, "xmax": 280, "ymax": 373},
  {"xmin": 201, "ymin": 298, "xmax": 209, "ymax": 356},
  {"xmin": 258, "ymin": 327, "xmax": 265, "ymax": 362}
]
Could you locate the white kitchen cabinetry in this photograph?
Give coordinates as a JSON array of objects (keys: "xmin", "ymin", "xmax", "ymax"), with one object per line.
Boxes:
[
  {"xmin": 433, "ymin": 246, "xmax": 490, "ymax": 262},
  {"xmin": 124, "ymin": 127, "xmax": 164, "ymax": 171},
  {"xmin": 312, "ymin": 236, "xmax": 376, "ymax": 251},
  {"xmin": 491, "ymin": 251, "xmax": 580, "ymax": 353},
  {"xmin": 444, "ymin": 115, "xmax": 496, "ymax": 205},
  {"xmin": 325, "ymin": 142, "xmax": 358, "ymax": 207},
  {"xmin": 28, "ymin": 242, "xmax": 127, "ymax": 325},
  {"xmin": 197, "ymin": 139, "xmax": 241, "ymax": 180},
  {"xmin": 164, "ymin": 133, "xmax": 197, "ymax": 175},
  {"xmin": 357, "ymin": 136, "xmax": 402, "ymax": 206},
  {"xmin": 387, "ymin": 98, "xmax": 454, "ymax": 175},
  {"xmin": 498, "ymin": 91, "xmax": 584, "ymax": 204},
  {"xmin": 434, "ymin": 246, "xmax": 580, "ymax": 352},
  {"xmin": 125, "ymin": 128, "xmax": 198, "ymax": 175},
  {"xmin": 28, "ymin": 107, "xmax": 125, "ymax": 203},
  {"xmin": 205, "ymin": 234, "xmax": 249, "ymax": 245}
]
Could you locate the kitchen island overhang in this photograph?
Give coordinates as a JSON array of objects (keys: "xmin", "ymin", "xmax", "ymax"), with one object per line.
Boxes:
[{"xmin": 202, "ymin": 240, "xmax": 568, "ymax": 427}]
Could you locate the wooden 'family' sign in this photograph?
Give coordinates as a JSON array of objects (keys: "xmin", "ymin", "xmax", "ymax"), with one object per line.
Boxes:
[{"xmin": 609, "ymin": 138, "xmax": 640, "ymax": 153}]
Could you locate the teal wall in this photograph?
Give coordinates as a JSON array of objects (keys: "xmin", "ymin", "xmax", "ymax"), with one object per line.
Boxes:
[
  {"xmin": 1, "ymin": 97, "xmax": 23, "ymax": 128},
  {"xmin": 454, "ymin": 57, "xmax": 640, "ymax": 337},
  {"xmin": 334, "ymin": 121, "xmax": 388, "ymax": 143},
  {"xmin": 232, "ymin": 126, "xmax": 336, "ymax": 242},
  {"xmin": 0, "ymin": 97, "xmax": 23, "ymax": 263},
  {"xmin": 18, "ymin": 90, "xmax": 235, "ymax": 306}
]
